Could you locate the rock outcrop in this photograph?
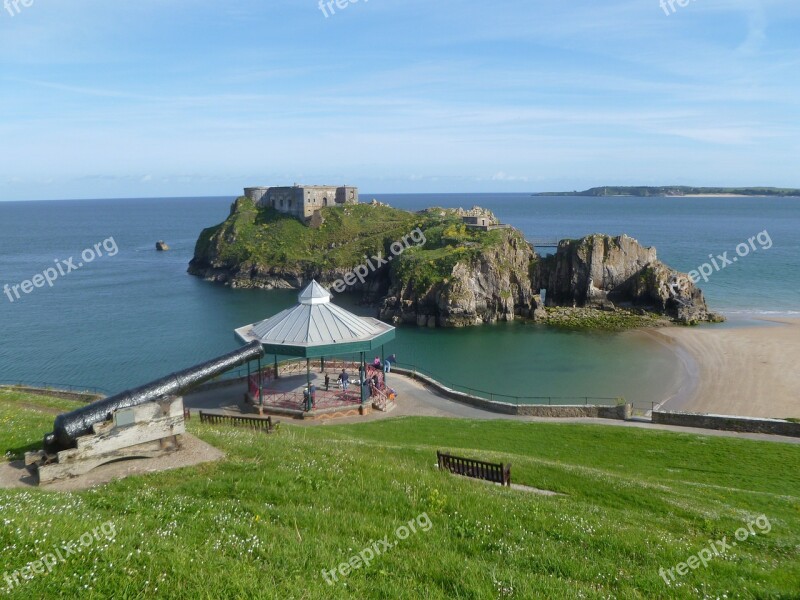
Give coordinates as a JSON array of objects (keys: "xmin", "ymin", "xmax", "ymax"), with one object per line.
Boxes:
[
  {"xmin": 191, "ymin": 261, "xmax": 392, "ymax": 301},
  {"xmin": 380, "ymin": 228, "xmax": 541, "ymax": 327},
  {"xmin": 537, "ymin": 234, "xmax": 720, "ymax": 324}
]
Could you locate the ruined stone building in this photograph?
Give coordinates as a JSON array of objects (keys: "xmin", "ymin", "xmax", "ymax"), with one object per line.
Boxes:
[{"xmin": 244, "ymin": 185, "xmax": 358, "ymax": 221}]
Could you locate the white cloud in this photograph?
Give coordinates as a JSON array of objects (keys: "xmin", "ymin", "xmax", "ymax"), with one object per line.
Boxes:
[{"xmin": 491, "ymin": 172, "xmax": 529, "ymax": 182}]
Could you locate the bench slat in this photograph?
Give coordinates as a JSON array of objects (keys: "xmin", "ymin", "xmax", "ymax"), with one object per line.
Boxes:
[{"xmin": 198, "ymin": 411, "xmax": 279, "ymax": 433}]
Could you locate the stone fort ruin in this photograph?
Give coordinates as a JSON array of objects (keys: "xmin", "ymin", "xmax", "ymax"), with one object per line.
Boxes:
[{"xmin": 244, "ymin": 185, "xmax": 358, "ymax": 222}]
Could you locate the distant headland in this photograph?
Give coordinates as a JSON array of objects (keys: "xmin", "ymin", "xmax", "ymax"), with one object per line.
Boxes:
[{"xmin": 533, "ymin": 186, "xmax": 800, "ymax": 197}]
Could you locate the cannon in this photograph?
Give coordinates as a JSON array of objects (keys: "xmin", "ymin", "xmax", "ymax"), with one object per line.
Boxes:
[
  {"xmin": 25, "ymin": 342, "xmax": 265, "ymax": 484},
  {"xmin": 43, "ymin": 340, "xmax": 265, "ymax": 453}
]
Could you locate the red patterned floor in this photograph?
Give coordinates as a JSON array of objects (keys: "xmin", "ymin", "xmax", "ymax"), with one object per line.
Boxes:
[{"xmin": 259, "ymin": 389, "xmax": 362, "ymax": 410}]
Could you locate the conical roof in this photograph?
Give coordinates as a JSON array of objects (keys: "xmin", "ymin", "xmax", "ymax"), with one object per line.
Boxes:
[
  {"xmin": 298, "ymin": 280, "xmax": 331, "ymax": 305},
  {"xmin": 235, "ymin": 281, "xmax": 395, "ymax": 357}
]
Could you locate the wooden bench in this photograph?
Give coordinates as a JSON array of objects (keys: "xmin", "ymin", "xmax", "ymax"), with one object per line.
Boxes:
[
  {"xmin": 199, "ymin": 412, "xmax": 279, "ymax": 433},
  {"xmin": 437, "ymin": 451, "xmax": 511, "ymax": 486}
]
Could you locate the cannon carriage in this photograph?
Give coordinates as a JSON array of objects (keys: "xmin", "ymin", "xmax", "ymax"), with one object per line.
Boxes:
[{"xmin": 26, "ymin": 341, "xmax": 264, "ymax": 484}]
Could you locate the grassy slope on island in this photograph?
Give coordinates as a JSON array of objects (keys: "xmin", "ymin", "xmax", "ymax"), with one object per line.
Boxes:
[
  {"xmin": 391, "ymin": 217, "xmax": 520, "ymax": 295},
  {"xmin": 192, "ymin": 199, "xmax": 521, "ymax": 292},
  {"xmin": 2, "ymin": 392, "xmax": 799, "ymax": 598},
  {"xmin": 193, "ymin": 197, "xmax": 425, "ymax": 272},
  {"xmin": 533, "ymin": 186, "xmax": 800, "ymax": 197}
]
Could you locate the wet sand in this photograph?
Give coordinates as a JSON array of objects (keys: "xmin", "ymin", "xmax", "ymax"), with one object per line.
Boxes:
[{"xmin": 650, "ymin": 318, "xmax": 800, "ymax": 419}]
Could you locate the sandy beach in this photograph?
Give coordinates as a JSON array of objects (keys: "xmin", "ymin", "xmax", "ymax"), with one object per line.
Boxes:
[
  {"xmin": 650, "ymin": 318, "xmax": 800, "ymax": 419},
  {"xmin": 682, "ymin": 193, "xmax": 753, "ymax": 197}
]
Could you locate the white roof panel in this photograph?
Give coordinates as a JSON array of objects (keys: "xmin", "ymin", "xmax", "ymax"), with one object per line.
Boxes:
[{"xmin": 244, "ymin": 280, "xmax": 393, "ymax": 347}]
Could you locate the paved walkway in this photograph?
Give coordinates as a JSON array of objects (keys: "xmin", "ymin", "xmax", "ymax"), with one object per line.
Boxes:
[{"xmin": 184, "ymin": 372, "xmax": 800, "ymax": 446}]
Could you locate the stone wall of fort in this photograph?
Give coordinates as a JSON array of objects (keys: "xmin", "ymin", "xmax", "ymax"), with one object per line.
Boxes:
[{"xmin": 244, "ymin": 185, "xmax": 358, "ymax": 220}]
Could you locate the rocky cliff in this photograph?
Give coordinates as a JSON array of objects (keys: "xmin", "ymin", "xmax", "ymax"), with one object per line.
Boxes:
[
  {"xmin": 537, "ymin": 234, "xmax": 721, "ymax": 324},
  {"xmin": 380, "ymin": 227, "xmax": 541, "ymax": 327}
]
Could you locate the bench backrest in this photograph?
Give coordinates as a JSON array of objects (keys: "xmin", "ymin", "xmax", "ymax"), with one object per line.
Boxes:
[
  {"xmin": 199, "ymin": 412, "xmax": 275, "ymax": 431},
  {"xmin": 437, "ymin": 451, "xmax": 511, "ymax": 486}
]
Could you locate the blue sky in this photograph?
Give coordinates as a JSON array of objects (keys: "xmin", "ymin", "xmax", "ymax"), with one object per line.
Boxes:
[{"xmin": 0, "ymin": 0, "xmax": 798, "ymax": 200}]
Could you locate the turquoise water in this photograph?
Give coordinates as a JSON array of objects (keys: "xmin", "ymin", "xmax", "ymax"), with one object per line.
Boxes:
[{"xmin": 1, "ymin": 195, "xmax": 797, "ymax": 403}]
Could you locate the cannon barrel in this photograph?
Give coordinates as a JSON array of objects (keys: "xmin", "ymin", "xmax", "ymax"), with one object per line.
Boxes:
[{"xmin": 44, "ymin": 341, "xmax": 264, "ymax": 452}]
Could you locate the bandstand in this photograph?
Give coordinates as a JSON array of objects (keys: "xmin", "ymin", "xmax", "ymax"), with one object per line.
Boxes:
[{"xmin": 234, "ymin": 281, "xmax": 396, "ymax": 418}]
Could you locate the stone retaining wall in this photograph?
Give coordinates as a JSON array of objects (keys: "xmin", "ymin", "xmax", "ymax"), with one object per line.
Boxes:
[
  {"xmin": 652, "ymin": 411, "xmax": 800, "ymax": 437},
  {"xmin": 393, "ymin": 368, "xmax": 627, "ymax": 419},
  {"xmin": 0, "ymin": 385, "xmax": 103, "ymax": 403},
  {"xmin": 517, "ymin": 404, "xmax": 629, "ymax": 419}
]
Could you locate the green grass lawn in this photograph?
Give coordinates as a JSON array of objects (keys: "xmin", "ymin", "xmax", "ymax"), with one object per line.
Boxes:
[
  {"xmin": 194, "ymin": 198, "xmax": 426, "ymax": 271},
  {"xmin": 1, "ymin": 389, "xmax": 799, "ymax": 599}
]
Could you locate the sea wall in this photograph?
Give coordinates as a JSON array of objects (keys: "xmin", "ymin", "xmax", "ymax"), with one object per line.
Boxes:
[
  {"xmin": 392, "ymin": 367, "xmax": 628, "ymax": 419},
  {"xmin": 0, "ymin": 385, "xmax": 104, "ymax": 403},
  {"xmin": 652, "ymin": 411, "xmax": 800, "ymax": 437}
]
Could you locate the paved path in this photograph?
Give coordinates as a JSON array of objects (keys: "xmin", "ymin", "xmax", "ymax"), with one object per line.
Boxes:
[{"xmin": 184, "ymin": 372, "xmax": 800, "ymax": 445}]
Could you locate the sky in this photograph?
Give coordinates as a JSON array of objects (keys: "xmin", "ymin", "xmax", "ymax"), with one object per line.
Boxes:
[{"xmin": 0, "ymin": 0, "xmax": 798, "ymax": 201}]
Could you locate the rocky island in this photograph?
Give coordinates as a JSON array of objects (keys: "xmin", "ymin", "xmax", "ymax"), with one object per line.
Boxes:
[{"xmin": 189, "ymin": 190, "xmax": 723, "ymax": 329}]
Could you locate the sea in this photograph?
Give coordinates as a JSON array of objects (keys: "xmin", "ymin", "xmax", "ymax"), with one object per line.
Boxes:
[{"xmin": 1, "ymin": 194, "xmax": 798, "ymax": 405}]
